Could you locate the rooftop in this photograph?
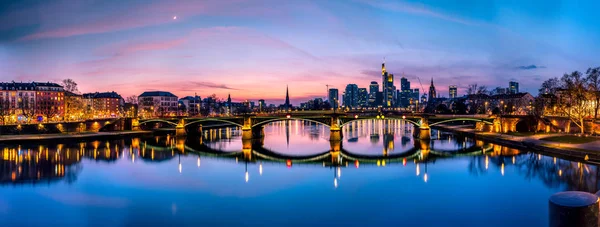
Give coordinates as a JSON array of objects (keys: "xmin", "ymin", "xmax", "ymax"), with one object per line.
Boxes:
[{"xmin": 139, "ymin": 91, "xmax": 177, "ymax": 97}]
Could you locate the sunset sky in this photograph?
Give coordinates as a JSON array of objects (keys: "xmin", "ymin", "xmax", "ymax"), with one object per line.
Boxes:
[{"xmin": 1, "ymin": 0, "xmax": 599, "ymax": 104}]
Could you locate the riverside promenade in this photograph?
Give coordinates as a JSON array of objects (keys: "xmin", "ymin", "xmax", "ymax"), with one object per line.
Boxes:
[{"xmin": 436, "ymin": 125, "xmax": 600, "ymax": 161}]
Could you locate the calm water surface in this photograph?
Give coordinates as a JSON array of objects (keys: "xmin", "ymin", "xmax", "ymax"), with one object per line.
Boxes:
[{"xmin": 0, "ymin": 120, "xmax": 597, "ymax": 226}]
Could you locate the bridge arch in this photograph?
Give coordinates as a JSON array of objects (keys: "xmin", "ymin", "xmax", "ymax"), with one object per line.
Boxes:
[
  {"xmin": 428, "ymin": 118, "xmax": 493, "ymax": 127},
  {"xmin": 252, "ymin": 117, "xmax": 331, "ymax": 128},
  {"xmin": 340, "ymin": 117, "xmax": 421, "ymax": 128},
  {"xmin": 184, "ymin": 118, "xmax": 243, "ymax": 128},
  {"xmin": 515, "ymin": 119, "xmax": 532, "ymax": 132},
  {"xmin": 138, "ymin": 119, "xmax": 178, "ymax": 126}
]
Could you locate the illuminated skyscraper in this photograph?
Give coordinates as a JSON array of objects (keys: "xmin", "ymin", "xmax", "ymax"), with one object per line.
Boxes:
[
  {"xmin": 382, "ymin": 61, "xmax": 395, "ymax": 107},
  {"xmin": 369, "ymin": 81, "xmax": 378, "ymax": 106},
  {"xmin": 357, "ymin": 88, "xmax": 368, "ymax": 107},
  {"xmin": 449, "ymin": 85, "xmax": 457, "ymax": 98},
  {"xmin": 258, "ymin": 99, "xmax": 266, "ymax": 112}
]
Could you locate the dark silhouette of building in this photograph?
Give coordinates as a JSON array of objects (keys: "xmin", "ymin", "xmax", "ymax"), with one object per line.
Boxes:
[
  {"xmin": 343, "ymin": 84, "xmax": 358, "ymax": 108},
  {"xmin": 509, "ymin": 81, "xmax": 519, "ymax": 94},
  {"xmin": 369, "ymin": 81, "xmax": 379, "ymax": 106},
  {"xmin": 284, "ymin": 85, "xmax": 291, "ymax": 111},
  {"xmin": 227, "ymin": 94, "xmax": 232, "ymax": 115},
  {"xmin": 328, "ymin": 88, "xmax": 339, "ymax": 109},
  {"xmin": 428, "ymin": 78, "xmax": 437, "ymax": 104}
]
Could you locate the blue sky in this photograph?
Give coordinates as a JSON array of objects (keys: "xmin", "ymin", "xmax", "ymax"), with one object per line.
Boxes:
[{"xmin": 0, "ymin": 0, "xmax": 598, "ymax": 104}]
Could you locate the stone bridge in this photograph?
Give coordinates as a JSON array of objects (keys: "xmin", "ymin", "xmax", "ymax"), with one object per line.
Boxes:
[{"xmin": 134, "ymin": 113, "xmax": 501, "ymax": 142}]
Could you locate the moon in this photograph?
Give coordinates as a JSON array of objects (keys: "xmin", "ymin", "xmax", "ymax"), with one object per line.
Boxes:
[{"xmin": 173, "ymin": 16, "xmax": 177, "ymax": 20}]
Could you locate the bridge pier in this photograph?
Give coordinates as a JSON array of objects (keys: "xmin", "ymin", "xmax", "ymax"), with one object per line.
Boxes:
[
  {"xmin": 413, "ymin": 117, "xmax": 431, "ymax": 141},
  {"xmin": 328, "ymin": 113, "xmax": 344, "ymax": 142},
  {"xmin": 176, "ymin": 119, "xmax": 186, "ymax": 137},
  {"xmin": 131, "ymin": 118, "xmax": 140, "ymax": 131}
]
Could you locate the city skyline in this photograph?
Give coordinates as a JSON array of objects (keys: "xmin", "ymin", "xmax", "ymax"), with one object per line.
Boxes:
[{"xmin": 1, "ymin": 0, "xmax": 599, "ymax": 105}]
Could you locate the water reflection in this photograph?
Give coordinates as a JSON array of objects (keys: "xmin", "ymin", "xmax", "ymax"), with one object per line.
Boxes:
[{"xmin": 0, "ymin": 119, "xmax": 599, "ymax": 195}]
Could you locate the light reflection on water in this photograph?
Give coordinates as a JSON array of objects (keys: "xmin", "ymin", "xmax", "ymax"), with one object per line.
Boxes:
[{"xmin": 0, "ymin": 119, "xmax": 597, "ymax": 226}]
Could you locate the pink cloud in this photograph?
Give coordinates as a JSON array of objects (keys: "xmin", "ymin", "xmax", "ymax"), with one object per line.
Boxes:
[{"xmin": 20, "ymin": 0, "xmax": 245, "ymax": 41}]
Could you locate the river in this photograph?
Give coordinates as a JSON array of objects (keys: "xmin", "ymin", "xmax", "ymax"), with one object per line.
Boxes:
[{"xmin": 0, "ymin": 119, "xmax": 596, "ymax": 226}]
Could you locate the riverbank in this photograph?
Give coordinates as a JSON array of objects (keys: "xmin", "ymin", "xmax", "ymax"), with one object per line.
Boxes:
[
  {"xmin": 0, "ymin": 130, "xmax": 153, "ymax": 143},
  {"xmin": 433, "ymin": 125, "xmax": 600, "ymax": 163}
]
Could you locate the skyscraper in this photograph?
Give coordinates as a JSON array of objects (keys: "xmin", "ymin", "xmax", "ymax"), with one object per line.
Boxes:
[
  {"xmin": 343, "ymin": 84, "xmax": 358, "ymax": 108},
  {"xmin": 449, "ymin": 85, "xmax": 457, "ymax": 98},
  {"xmin": 369, "ymin": 81, "xmax": 378, "ymax": 106},
  {"xmin": 382, "ymin": 61, "xmax": 395, "ymax": 107},
  {"xmin": 399, "ymin": 76, "xmax": 411, "ymax": 107},
  {"xmin": 284, "ymin": 85, "xmax": 290, "ymax": 111},
  {"xmin": 428, "ymin": 78, "xmax": 437, "ymax": 104},
  {"xmin": 357, "ymin": 88, "xmax": 368, "ymax": 107},
  {"xmin": 258, "ymin": 99, "xmax": 266, "ymax": 112},
  {"xmin": 509, "ymin": 81, "xmax": 519, "ymax": 94},
  {"xmin": 328, "ymin": 88, "xmax": 339, "ymax": 109}
]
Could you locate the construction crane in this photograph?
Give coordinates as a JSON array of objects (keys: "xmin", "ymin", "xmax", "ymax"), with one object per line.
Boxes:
[
  {"xmin": 416, "ymin": 77, "xmax": 427, "ymax": 109},
  {"xmin": 416, "ymin": 77, "xmax": 426, "ymax": 97},
  {"xmin": 325, "ymin": 84, "xmax": 333, "ymax": 98}
]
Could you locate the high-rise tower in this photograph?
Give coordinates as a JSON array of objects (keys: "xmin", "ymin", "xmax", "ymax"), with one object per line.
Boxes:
[
  {"xmin": 381, "ymin": 59, "xmax": 395, "ymax": 107},
  {"xmin": 449, "ymin": 85, "xmax": 457, "ymax": 98}
]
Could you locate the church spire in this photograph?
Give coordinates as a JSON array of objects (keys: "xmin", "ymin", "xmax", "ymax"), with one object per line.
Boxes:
[{"xmin": 285, "ymin": 85, "xmax": 290, "ymax": 111}]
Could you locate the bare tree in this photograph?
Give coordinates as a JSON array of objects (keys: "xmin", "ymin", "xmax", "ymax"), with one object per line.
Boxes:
[
  {"xmin": 477, "ymin": 85, "xmax": 489, "ymax": 95},
  {"xmin": 126, "ymin": 95, "xmax": 138, "ymax": 104},
  {"xmin": 64, "ymin": 94, "xmax": 84, "ymax": 121},
  {"xmin": 586, "ymin": 67, "xmax": 600, "ymax": 120},
  {"xmin": 539, "ymin": 77, "xmax": 560, "ymax": 94},
  {"xmin": 0, "ymin": 98, "xmax": 9, "ymax": 125},
  {"xmin": 61, "ymin": 79, "xmax": 79, "ymax": 94},
  {"xmin": 558, "ymin": 71, "xmax": 592, "ymax": 134},
  {"xmin": 19, "ymin": 96, "xmax": 36, "ymax": 123},
  {"xmin": 38, "ymin": 96, "xmax": 60, "ymax": 122},
  {"xmin": 466, "ymin": 84, "xmax": 478, "ymax": 95},
  {"xmin": 139, "ymin": 97, "xmax": 155, "ymax": 118}
]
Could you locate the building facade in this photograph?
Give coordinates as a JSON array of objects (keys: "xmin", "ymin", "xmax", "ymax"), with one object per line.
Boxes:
[
  {"xmin": 179, "ymin": 95, "xmax": 201, "ymax": 116},
  {"xmin": 138, "ymin": 91, "xmax": 178, "ymax": 118},
  {"xmin": 82, "ymin": 91, "xmax": 124, "ymax": 118},
  {"xmin": 357, "ymin": 88, "xmax": 368, "ymax": 107},
  {"xmin": 0, "ymin": 82, "xmax": 65, "ymax": 123}
]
